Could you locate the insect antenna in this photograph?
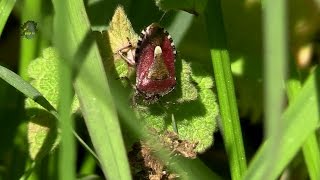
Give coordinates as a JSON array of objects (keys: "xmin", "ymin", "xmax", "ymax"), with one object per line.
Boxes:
[{"xmin": 159, "ymin": 11, "xmax": 167, "ymax": 23}]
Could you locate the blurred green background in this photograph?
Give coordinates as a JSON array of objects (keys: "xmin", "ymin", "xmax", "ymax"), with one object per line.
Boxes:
[{"xmin": 1, "ymin": 0, "xmax": 320, "ymax": 179}]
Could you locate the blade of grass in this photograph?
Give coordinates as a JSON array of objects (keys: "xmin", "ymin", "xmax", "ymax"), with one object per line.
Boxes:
[
  {"xmin": 287, "ymin": 75, "xmax": 320, "ymax": 180},
  {"xmin": 58, "ymin": 44, "xmax": 75, "ymax": 179},
  {"xmin": 0, "ymin": 0, "xmax": 16, "ymax": 38},
  {"xmin": 204, "ymin": 0, "xmax": 247, "ymax": 179},
  {"xmin": 52, "ymin": 0, "xmax": 132, "ymax": 179},
  {"xmin": 244, "ymin": 68, "xmax": 320, "ymax": 180},
  {"xmin": 0, "ymin": 64, "xmax": 98, "ymax": 162},
  {"xmin": 54, "ymin": 0, "xmax": 75, "ymax": 179},
  {"xmin": 302, "ymin": 134, "xmax": 320, "ymax": 180},
  {"xmin": 0, "ymin": 65, "xmax": 53, "ymax": 110},
  {"xmin": 262, "ymin": 0, "xmax": 287, "ymax": 177}
]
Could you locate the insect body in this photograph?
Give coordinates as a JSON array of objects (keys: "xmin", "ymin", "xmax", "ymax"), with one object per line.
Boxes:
[
  {"xmin": 134, "ymin": 23, "xmax": 177, "ymax": 101},
  {"xmin": 20, "ymin": 20, "xmax": 38, "ymax": 39}
]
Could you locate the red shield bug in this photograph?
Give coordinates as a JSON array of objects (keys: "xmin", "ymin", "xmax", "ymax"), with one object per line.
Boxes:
[
  {"xmin": 117, "ymin": 23, "xmax": 177, "ymax": 103},
  {"xmin": 135, "ymin": 23, "xmax": 177, "ymax": 101}
]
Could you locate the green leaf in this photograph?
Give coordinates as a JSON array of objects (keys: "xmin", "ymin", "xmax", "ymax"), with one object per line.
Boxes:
[
  {"xmin": 107, "ymin": 5, "xmax": 138, "ymax": 55},
  {"xmin": 135, "ymin": 60, "xmax": 218, "ymax": 153},
  {"xmin": 102, "ymin": 5, "xmax": 137, "ymax": 86},
  {"xmin": 25, "ymin": 47, "xmax": 79, "ymax": 111},
  {"xmin": 26, "ymin": 110, "xmax": 59, "ymax": 160},
  {"xmin": 155, "ymin": 0, "xmax": 208, "ymax": 15},
  {"xmin": 25, "ymin": 47, "xmax": 79, "ymax": 160}
]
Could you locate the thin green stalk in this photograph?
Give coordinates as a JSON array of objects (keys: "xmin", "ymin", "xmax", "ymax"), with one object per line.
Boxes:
[
  {"xmin": 0, "ymin": 0, "xmax": 16, "ymax": 37},
  {"xmin": 262, "ymin": 0, "xmax": 287, "ymax": 177},
  {"xmin": 204, "ymin": 0, "xmax": 247, "ymax": 179},
  {"xmin": 19, "ymin": 0, "xmax": 42, "ymax": 80},
  {"xmin": 58, "ymin": 48, "xmax": 75, "ymax": 179}
]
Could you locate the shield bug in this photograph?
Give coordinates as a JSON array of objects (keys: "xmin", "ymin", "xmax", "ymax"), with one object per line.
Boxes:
[
  {"xmin": 117, "ymin": 23, "xmax": 177, "ymax": 103},
  {"xmin": 134, "ymin": 23, "xmax": 177, "ymax": 102}
]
